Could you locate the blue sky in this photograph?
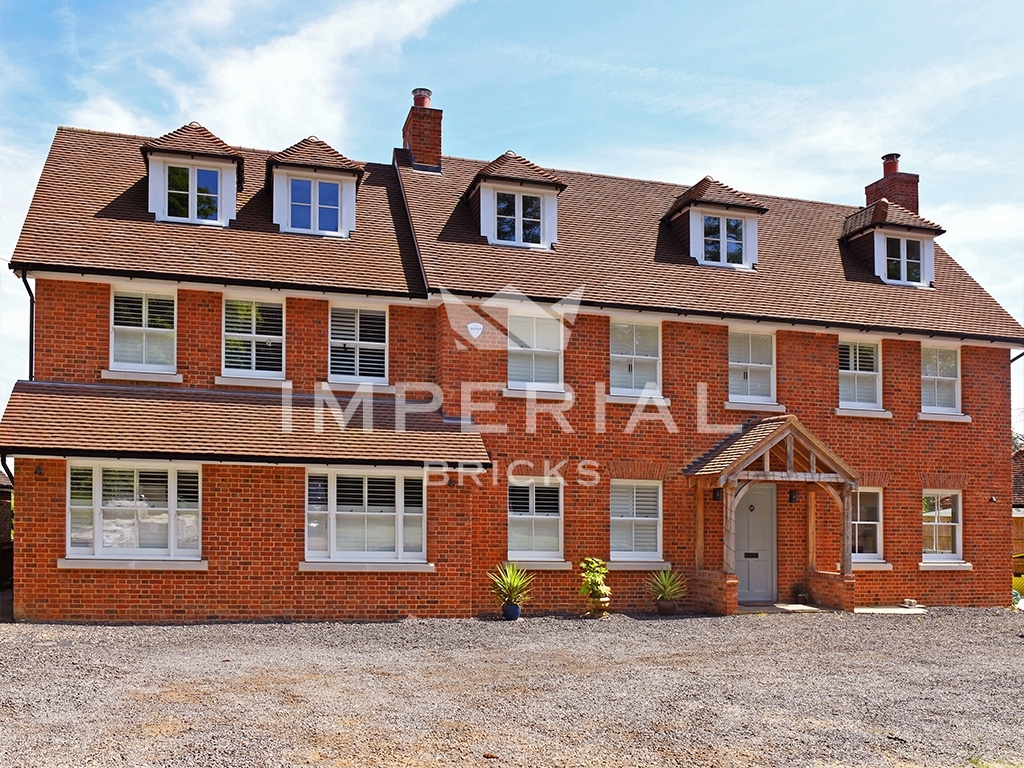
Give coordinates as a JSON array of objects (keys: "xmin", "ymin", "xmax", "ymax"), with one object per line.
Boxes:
[{"xmin": 1, "ymin": 0, "xmax": 1023, "ymax": 432}]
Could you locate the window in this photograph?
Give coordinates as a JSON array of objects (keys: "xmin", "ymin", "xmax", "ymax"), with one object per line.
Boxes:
[
  {"xmin": 839, "ymin": 342, "xmax": 880, "ymax": 409},
  {"xmin": 507, "ymin": 314, "xmax": 562, "ymax": 390},
  {"xmin": 610, "ymin": 323, "xmax": 660, "ymax": 396},
  {"xmin": 496, "ymin": 191, "xmax": 541, "ymax": 245},
  {"xmin": 610, "ymin": 482, "xmax": 661, "ymax": 560},
  {"xmin": 728, "ymin": 332, "xmax": 774, "ymax": 402},
  {"xmin": 885, "ymin": 237, "xmax": 923, "ymax": 283},
  {"xmin": 703, "ymin": 215, "xmax": 744, "ymax": 264},
  {"xmin": 688, "ymin": 208, "xmax": 759, "ymax": 268},
  {"xmin": 289, "ymin": 177, "xmax": 340, "ymax": 234},
  {"xmin": 508, "ymin": 479, "xmax": 562, "ymax": 560},
  {"xmin": 67, "ymin": 464, "xmax": 200, "ymax": 559},
  {"xmin": 922, "ymin": 490, "xmax": 962, "ymax": 560},
  {"xmin": 921, "ymin": 347, "xmax": 960, "ymax": 413},
  {"xmin": 111, "ymin": 293, "xmax": 176, "ymax": 372},
  {"xmin": 223, "ymin": 299, "xmax": 284, "ymax": 377},
  {"xmin": 329, "ymin": 308, "xmax": 387, "ymax": 383},
  {"xmin": 852, "ymin": 490, "xmax": 883, "ymax": 561},
  {"xmin": 167, "ymin": 165, "xmax": 220, "ymax": 223},
  {"xmin": 305, "ymin": 472, "xmax": 424, "ymax": 561}
]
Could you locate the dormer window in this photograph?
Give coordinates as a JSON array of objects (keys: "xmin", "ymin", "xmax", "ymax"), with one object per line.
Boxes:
[
  {"xmin": 289, "ymin": 177, "xmax": 341, "ymax": 234},
  {"xmin": 167, "ymin": 165, "xmax": 219, "ymax": 222},
  {"xmin": 497, "ymin": 191, "xmax": 542, "ymax": 245},
  {"xmin": 268, "ymin": 137, "xmax": 362, "ymax": 239},
  {"xmin": 886, "ymin": 237, "xmax": 922, "ymax": 283},
  {"xmin": 686, "ymin": 208, "xmax": 759, "ymax": 269},
  {"xmin": 146, "ymin": 156, "xmax": 237, "ymax": 226}
]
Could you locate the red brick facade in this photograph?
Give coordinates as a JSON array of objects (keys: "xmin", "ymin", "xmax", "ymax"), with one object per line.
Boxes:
[{"xmin": 11, "ymin": 278, "xmax": 1014, "ymax": 621}]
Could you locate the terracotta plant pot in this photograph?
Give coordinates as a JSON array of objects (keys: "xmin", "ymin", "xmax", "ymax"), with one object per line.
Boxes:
[{"xmin": 655, "ymin": 599, "xmax": 677, "ymax": 616}]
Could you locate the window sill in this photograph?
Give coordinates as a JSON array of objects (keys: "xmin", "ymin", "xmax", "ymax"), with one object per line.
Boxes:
[
  {"xmin": 918, "ymin": 412, "xmax": 972, "ymax": 423},
  {"xmin": 102, "ymin": 369, "xmax": 183, "ymax": 383},
  {"xmin": 157, "ymin": 217, "xmax": 229, "ymax": 228},
  {"xmin": 697, "ymin": 261, "xmax": 755, "ymax": 271},
  {"xmin": 299, "ymin": 561, "xmax": 435, "ymax": 573},
  {"xmin": 606, "ymin": 394, "xmax": 671, "ymax": 406},
  {"xmin": 324, "ymin": 381, "xmax": 395, "ymax": 394},
  {"xmin": 852, "ymin": 561, "xmax": 893, "ymax": 571},
  {"xmin": 503, "ymin": 388, "xmax": 571, "ymax": 401},
  {"xmin": 606, "ymin": 560, "xmax": 671, "ymax": 571},
  {"xmin": 505, "ymin": 559, "xmax": 572, "ymax": 571},
  {"xmin": 485, "ymin": 238, "xmax": 551, "ymax": 250},
  {"xmin": 724, "ymin": 401, "xmax": 785, "ymax": 413},
  {"xmin": 57, "ymin": 558, "xmax": 207, "ymax": 571},
  {"xmin": 280, "ymin": 228, "xmax": 348, "ymax": 238},
  {"xmin": 216, "ymin": 375, "xmax": 291, "ymax": 389},
  {"xmin": 918, "ymin": 561, "xmax": 973, "ymax": 571},
  {"xmin": 833, "ymin": 407, "xmax": 893, "ymax": 419}
]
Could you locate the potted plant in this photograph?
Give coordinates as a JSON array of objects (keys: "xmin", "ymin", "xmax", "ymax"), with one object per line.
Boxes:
[
  {"xmin": 487, "ymin": 561, "xmax": 535, "ymax": 620},
  {"xmin": 792, "ymin": 583, "xmax": 811, "ymax": 605},
  {"xmin": 579, "ymin": 557, "xmax": 611, "ymax": 616},
  {"xmin": 646, "ymin": 569, "xmax": 687, "ymax": 615}
]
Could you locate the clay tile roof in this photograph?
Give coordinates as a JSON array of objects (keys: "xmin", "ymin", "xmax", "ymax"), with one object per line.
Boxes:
[
  {"xmin": 664, "ymin": 176, "xmax": 768, "ymax": 219},
  {"xmin": 11, "ymin": 128, "xmax": 425, "ymax": 297},
  {"xmin": 269, "ymin": 136, "xmax": 363, "ymax": 176},
  {"xmin": 684, "ymin": 416, "xmax": 788, "ymax": 477},
  {"xmin": 0, "ymin": 382, "xmax": 490, "ymax": 466},
  {"xmin": 142, "ymin": 122, "xmax": 244, "ymax": 186},
  {"xmin": 475, "ymin": 150, "xmax": 566, "ymax": 190},
  {"xmin": 1013, "ymin": 448, "xmax": 1024, "ymax": 507},
  {"xmin": 0, "ymin": 470, "xmax": 11, "ymax": 490},
  {"xmin": 841, "ymin": 198, "xmax": 945, "ymax": 239}
]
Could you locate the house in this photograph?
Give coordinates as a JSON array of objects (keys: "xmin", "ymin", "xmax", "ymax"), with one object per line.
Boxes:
[
  {"xmin": 0, "ymin": 470, "xmax": 11, "ymax": 589},
  {"xmin": 1015, "ymin": 448, "xmax": 1024, "ymax": 517},
  {"xmin": 1, "ymin": 88, "xmax": 1022, "ymax": 621}
]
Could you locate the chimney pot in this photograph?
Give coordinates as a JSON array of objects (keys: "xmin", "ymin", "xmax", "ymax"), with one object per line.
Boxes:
[
  {"xmin": 412, "ymin": 88, "xmax": 432, "ymax": 108},
  {"xmin": 882, "ymin": 152, "xmax": 901, "ymax": 177}
]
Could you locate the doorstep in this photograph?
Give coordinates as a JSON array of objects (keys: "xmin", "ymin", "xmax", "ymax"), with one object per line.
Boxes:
[
  {"xmin": 854, "ymin": 605, "xmax": 928, "ymax": 615},
  {"xmin": 736, "ymin": 602, "xmax": 833, "ymax": 614}
]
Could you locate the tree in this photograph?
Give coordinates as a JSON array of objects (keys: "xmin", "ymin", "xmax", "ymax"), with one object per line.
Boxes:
[{"xmin": 1015, "ymin": 430, "xmax": 1024, "ymax": 452}]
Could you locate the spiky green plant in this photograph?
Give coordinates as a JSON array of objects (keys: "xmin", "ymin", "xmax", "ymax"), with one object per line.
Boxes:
[
  {"xmin": 646, "ymin": 569, "xmax": 687, "ymax": 602},
  {"xmin": 487, "ymin": 561, "xmax": 535, "ymax": 607}
]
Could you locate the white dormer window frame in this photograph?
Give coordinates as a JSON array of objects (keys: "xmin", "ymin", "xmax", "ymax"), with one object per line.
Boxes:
[
  {"xmin": 873, "ymin": 230, "xmax": 935, "ymax": 287},
  {"xmin": 479, "ymin": 183, "xmax": 558, "ymax": 249},
  {"xmin": 147, "ymin": 154, "xmax": 237, "ymax": 227},
  {"xmin": 272, "ymin": 168, "xmax": 357, "ymax": 238},
  {"xmin": 689, "ymin": 207, "xmax": 759, "ymax": 269}
]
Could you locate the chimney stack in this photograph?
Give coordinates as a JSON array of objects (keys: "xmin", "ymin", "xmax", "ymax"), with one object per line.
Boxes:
[
  {"xmin": 865, "ymin": 152, "xmax": 919, "ymax": 213},
  {"xmin": 402, "ymin": 88, "xmax": 442, "ymax": 170}
]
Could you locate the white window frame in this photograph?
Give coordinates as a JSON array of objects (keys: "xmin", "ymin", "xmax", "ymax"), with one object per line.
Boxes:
[
  {"xmin": 479, "ymin": 183, "xmax": 558, "ymax": 249},
  {"xmin": 872, "ymin": 230, "xmax": 935, "ymax": 287},
  {"xmin": 66, "ymin": 461, "xmax": 202, "ymax": 560},
  {"xmin": 688, "ymin": 207, "xmax": 759, "ymax": 269},
  {"xmin": 110, "ymin": 290, "xmax": 177, "ymax": 374},
  {"xmin": 328, "ymin": 306, "xmax": 389, "ymax": 385},
  {"xmin": 146, "ymin": 154, "xmax": 237, "ymax": 226},
  {"xmin": 609, "ymin": 480, "xmax": 662, "ymax": 561},
  {"xmin": 838, "ymin": 339, "xmax": 881, "ymax": 410},
  {"xmin": 922, "ymin": 489, "xmax": 963, "ymax": 562},
  {"xmin": 304, "ymin": 468, "xmax": 426, "ymax": 562},
  {"xmin": 222, "ymin": 296, "xmax": 286, "ymax": 379},
  {"xmin": 728, "ymin": 330, "xmax": 776, "ymax": 404},
  {"xmin": 507, "ymin": 477, "xmax": 564, "ymax": 561},
  {"xmin": 272, "ymin": 169, "xmax": 357, "ymax": 238},
  {"xmin": 609, "ymin": 322, "xmax": 661, "ymax": 397},
  {"xmin": 921, "ymin": 345, "xmax": 962, "ymax": 415},
  {"xmin": 507, "ymin": 313, "xmax": 564, "ymax": 392},
  {"xmin": 851, "ymin": 488, "xmax": 883, "ymax": 563}
]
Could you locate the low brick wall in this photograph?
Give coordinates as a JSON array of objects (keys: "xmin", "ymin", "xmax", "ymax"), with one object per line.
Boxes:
[
  {"xmin": 806, "ymin": 570, "xmax": 855, "ymax": 612},
  {"xmin": 690, "ymin": 570, "xmax": 739, "ymax": 615}
]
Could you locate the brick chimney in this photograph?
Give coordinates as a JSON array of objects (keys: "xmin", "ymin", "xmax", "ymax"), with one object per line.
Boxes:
[
  {"xmin": 865, "ymin": 153, "xmax": 919, "ymax": 213},
  {"xmin": 402, "ymin": 88, "xmax": 442, "ymax": 170}
]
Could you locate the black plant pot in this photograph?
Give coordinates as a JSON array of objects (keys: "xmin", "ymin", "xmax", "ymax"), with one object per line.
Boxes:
[{"xmin": 502, "ymin": 603, "xmax": 522, "ymax": 620}]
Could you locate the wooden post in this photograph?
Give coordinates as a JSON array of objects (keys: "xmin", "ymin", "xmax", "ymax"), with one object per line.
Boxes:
[
  {"xmin": 695, "ymin": 487, "xmax": 705, "ymax": 570},
  {"xmin": 723, "ymin": 481, "xmax": 737, "ymax": 575},
  {"xmin": 807, "ymin": 487, "xmax": 816, "ymax": 572},
  {"xmin": 841, "ymin": 484, "xmax": 853, "ymax": 576}
]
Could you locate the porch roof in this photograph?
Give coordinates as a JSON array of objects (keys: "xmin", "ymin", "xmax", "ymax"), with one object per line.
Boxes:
[{"xmin": 684, "ymin": 414, "xmax": 859, "ymax": 488}]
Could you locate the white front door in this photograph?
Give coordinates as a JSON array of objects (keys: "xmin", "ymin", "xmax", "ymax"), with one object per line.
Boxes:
[{"xmin": 736, "ymin": 484, "xmax": 776, "ymax": 603}]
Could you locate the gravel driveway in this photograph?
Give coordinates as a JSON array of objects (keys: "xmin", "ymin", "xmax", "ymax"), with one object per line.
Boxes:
[{"xmin": 0, "ymin": 608, "xmax": 1022, "ymax": 768}]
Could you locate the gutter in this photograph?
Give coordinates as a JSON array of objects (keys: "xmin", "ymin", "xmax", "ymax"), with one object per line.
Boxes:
[
  {"xmin": 1013, "ymin": 350, "xmax": 1024, "ymax": 364},
  {"xmin": 20, "ymin": 272, "xmax": 34, "ymax": 381},
  {"xmin": 0, "ymin": 455, "xmax": 13, "ymax": 489}
]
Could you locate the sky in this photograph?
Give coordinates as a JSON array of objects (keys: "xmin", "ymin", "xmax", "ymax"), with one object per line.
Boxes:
[{"xmin": 1, "ymin": 0, "xmax": 1023, "ymax": 434}]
